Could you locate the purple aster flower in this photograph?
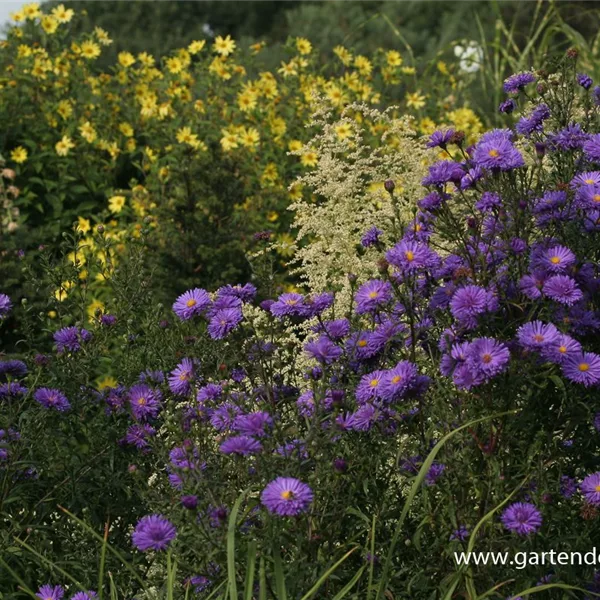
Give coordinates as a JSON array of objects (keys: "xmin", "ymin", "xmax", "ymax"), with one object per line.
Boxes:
[
  {"xmin": 124, "ymin": 423, "xmax": 156, "ymax": 449},
  {"xmin": 572, "ymin": 171, "xmax": 600, "ymax": 190},
  {"xmin": 0, "ymin": 382, "xmax": 28, "ymax": 399},
  {"xmin": 560, "ymin": 476, "xmax": 577, "ymax": 499},
  {"xmin": 549, "ymin": 122, "xmax": 588, "ymax": 151},
  {"xmin": 71, "ymin": 592, "xmax": 97, "ymax": 600},
  {"xmin": 196, "ymin": 383, "xmax": 222, "ymax": 403},
  {"xmin": 466, "ymin": 337, "xmax": 510, "ymax": 379},
  {"xmin": 169, "ymin": 444, "xmax": 203, "ymax": 471},
  {"xmin": 276, "ymin": 439, "xmax": 308, "ymax": 460},
  {"xmin": 168, "ymin": 358, "xmax": 195, "ymax": 395},
  {"xmin": 379, "ymin": 360, "xmax": 418, "ymax": 402},
  {"xmin": 541, "ymin": 333, "xmax": 582, "ymax": 364},
  {"xmin": 132, "ymin": 514, "xmax": 176, "ymax": 551},
  {"xmin": 233, "ymin": 411, "xmax": 273, "ymax": 437},
  {"xmin": 129, "ymin": 384, "xmax": 161, "ymax": 421},
  {"xmin": 208, "ymin": 308, "xmax": 243, "ymax": 340},
  {"xmin": 356, "ymin": 370, "xmax": 386, "ymax": 404},
  {"xmin": 304, "ymin": 336, "xmax": 343, "ymax": 365},
  {"xmin": 217, "ymin": 283, "xmax": 257, "ymax": 303},
  {"xmin": 219, "ymin": 435, "xmax": 262, "ymax": 456},
  {"xmin": 425, "ymin": 462, "xmax": 446, "ymax": 485},
  {"xmin": 503, "ymin": 71, "xmax": 536, "ymax": 93},
  {"xmin": 540, "ymin": 245, "xmax": 576, "ymax": 273},
  {"xmin": 100, "ymin": 314, "xmax": 117, "ymax": 327},
  {"xmin": 473, "ymin": 129, "xmax": 524, "ymax": 171},
  {"xmin": 34, "ymin": 388, "xmax": 70, "ymax": 411},
  {"xmin": 0, "ymin": 359, "xmax": 28, "ymax": 378},
  {"xmin": 450, "ymin": 526, "xmax": 469, "ymax": 541},
  {"xmin": 427, "ymin": 128, "xmax": 456, "ymax": 149},
  {"xmin": 348, "ymin": 403, "xmax": 378, "ymax": 431},
  {"xmin": 422, "ymin": 160, "xmax": 465, "ymax": 187},
  {"xmin": 181, "ymin": 495, "xmax": 198, "ymax": 509},
  {"xmin": 172, "ymin": 288, "xmax": 211, "ymax": 320},
  {"xmin": 450, "ymin": 285, "xmax": 497, "ymax": 328},
  {"xmin": 261, "ymin": 477, "xmax": 313, "ymax": 516},
  {"xmin": 543, "ymin": 275, "xmax": 583, "ymax": 306},
  {"xmin": 303, "ymin": 292, "xmax": 334, "ymax": 317},
  {"xmin": 36, "ymin": 585, "xmax": 64, "ymax": 600},
  {"xmin": 501, "ymin": 502, "xmax": 542, "ymax": 535},
  {"xmin": 54, "ymin": 326, "xmax": 83, "ymax": 352},
  {"xmin": 270, "ymin": 293, "xmax": 306, "ymax": 318},
  {"xmin": 583, "ymin": 134, "xmax": 600, "ymax": 162},
  {"xmin": 315, "ymin": 318, "xmax": 350, "ymax": 340},
  {"xmin": 355, "ymin": 279, "xmax": 392, "ymax": 314},
  {"xmin": 576, "ymin": 184, "xmax": 600, "ymax": 208},
  {"xmin": 361, "ymin": 226, "xmax": 382, "ymax": 248},
  {"xmin": 519, "ymin": 271, "xmax": 547, "ymax": 300},
  {"xmin": 562, "ymin": 352, "xmax": 600, "ymax": 387},
  {"xmin": 498, "ymin": 98, "xmax": 516, "ymax": 113},
  {"xmin": 517, "ymin": 321, "xmax": 559, "ymax": 350},
  {"xmin": 208, "ymin": 294, "xmax": 242, "ymax": 317},
  {"xmin": 580, "ymin": 472, "xmax": 600, "ymax": 505},
  {"xmin": 418, "ymin": 190, "xmax": 448, "ymax": 211},
  {"xmin": 475, "ymin": 192, "xmax": 502, "ymax": 212},
  {"xmin": 578, "ymin": 73, "xmax": 593, "ymax": 89},
  {"xmin": 515, "ymin": 104, "xmax": 550, "ymax": 137},
  {"xmin": 0, "ymin": 293, "xmax": 12, "ymax": 319},
  {"xmin": 386, "ymin": 240, "xmax": 439, "ymax": 273},
  {"xmin": 210, "ymin": 402, "xmax": 241, "ymax": 431}
]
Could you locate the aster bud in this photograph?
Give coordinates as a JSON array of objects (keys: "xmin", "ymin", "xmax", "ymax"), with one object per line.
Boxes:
[
  {"xmin": 384, "ymin": 179, "xmax": 395, "ymax": 194},
  {"xmin": 377, "ymin": 258, "xmax": 389, "ymax": 274},
  {"xmin": 333, "ymin": 458, "xmax": 347, "ymax": 473},
  {"xmin": 534, "ymin": 142, "xmax": 546, "ymax": 159},
  {"xmin": 128, "ymin": 464, "xmax": 137, "ymax": 473},
  {"xmin": 347, "ymin": 273, "xmax": 358, "ymax": 284},
  {"xmin": 536, "ymin": 83, "xmax": 547, "ymax": 95},
  {"xmin": 566, "ymin": 47, "xmax": 578, "ymax": 60},
  {"xmin": 96, "ymin": 225, "xmax": 104, "ymax": 233},
  {"xmin": 449, "ymin": 130, "xmax": 465, "ymax": 146}
]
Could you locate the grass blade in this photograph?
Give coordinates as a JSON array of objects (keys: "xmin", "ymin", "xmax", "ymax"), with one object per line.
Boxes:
[
  {"xmin": 299, "ymin": 547, "xmax": 358, "ymax": 600},
  {"xmin": 331, "ymin": 565, "xmax": 367, "ymax": 600},
  {"xmin": 273, "ymin": 546, "xmax": 287, "ymax": 600},
  {"xmin": 244, "ymin": 539, "xmax": 257, "ymax": 600},
  {"xmin": 227, "ymin": 490, "xmax": 248, "ymax": 600}
]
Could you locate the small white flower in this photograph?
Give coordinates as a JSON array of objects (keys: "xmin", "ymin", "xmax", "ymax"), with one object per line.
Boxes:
[{"xmin": 454, "ymin": 41, "xmax": 483, "ymax": 73}]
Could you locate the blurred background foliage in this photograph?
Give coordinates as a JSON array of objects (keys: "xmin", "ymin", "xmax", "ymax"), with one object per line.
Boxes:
[{"xmin": 43, "ymin": 1, "xmax": 600, "ymax": 69}]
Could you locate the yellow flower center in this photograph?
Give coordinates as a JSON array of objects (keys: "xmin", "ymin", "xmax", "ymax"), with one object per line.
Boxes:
[
  {"xmin": 533, "ymin": 334, "xmax": 544, "ymax": 342},
  {"xmin": 405, "ymin": 250, "xmax": 415, "ymax": 261},
  {"xmin": 596, "ymin": 484, "xmax": 600, "ymax": 493},
  {"xmin": 482, "ymin": 353, "xmax": 492, "ymax": 364},
  {"xmin": 585, "ymin": 178, "xmax": 595, "ymax": 184},
  {"xmin": 370, "ymin": 378, "xmax": 379, "ymax": 387},
  {"xmin": 579, "ymin": 362, "xmax": 590, "ymax": 372},
  {"xmin": 137, "ymin": 397, "xmax": 147, "ymax": 405},
  {"xmin": 594, "ymin": 194, "xmax": 600, "ymax": 203},
  {"xmin": 179, "ymin": 373, "xmax": 189, "ymax": 381},
  {"xmin": 558, "ymin": 345, "xmax": 567, "ymax": 354},
  {"xmin": 186, "ymin": 299, "xmax": 197, "ymax": 307},
  {"xmin": 285, "ymin": 299, "xmax": 297, "ymax": 305},
  {"xmin": 368, "ymin": 291, "xmax": 379, "ymax": 299},
  {"xmin": 358, "ymin": 340, "xmax": 367, "ymax": 347},
  {"xmin": 281, "ymin": 490, "xmax": 294, "ymax": 500},
  {"xmin": 488, "ymin": 149, "xmax": 499, "ymax": 158},
  {"xmin": 391, "ymin": 375, "xmax": 402, "ymax": 384},
  {"xmin": 550, "ymin": 256, "xmax": 560, "ymax": 264}
]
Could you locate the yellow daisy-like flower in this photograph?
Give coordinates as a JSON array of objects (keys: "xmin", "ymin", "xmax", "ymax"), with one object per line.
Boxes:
[
  {"xmin": 333, "ymin": 45, "xmax": 352, "ymax": 66},
  {"xmin": 80, "ymin": 40, "xmax": 101, "ymax": 60},
  {"xmin": 288, "ymin": 140, "xmax": 303, "ymax": 153},
  {"xmin": 57, "ymin": 99, "xmax": 73, "ymax": 120},
  {"xmin": 22, "ymin": 3, "xmax": 41, "ymax": 20},
  {"xmin": 41, "ymin": 15, "xmax": 59, "ymax": 34},
  {"xmin": 406, "ymin": 91, "xmax": 426, "ymax": 109},
  {"xmin": 10, "ymin": 11, "xmax": 25, "ymax": 23},
  {"xmin": 278, "ymin": 60, "xmax": 297, "ymax": 78},
  {"xmin": 239, "ymin": 127, "xmax": 260, "ymax": 148},
  {"xmin": 137, "ymin": 52, "xmax": 155, "ymax": 67},
  {"xmin": 97, "ymin": 375, "xmax": 117, "ymax": 390},
  {"xmin": 220, "ymin": 131, "xmax": 239, "ymax": 152},
  {"xmin": 354, "ymin": 55, "xmax": 373, "ymax": 76},
  {"xmin": 213, "ymin": 35, "xmax": 236, "ymax": 57},
  {"xmin": 166, "ymin": 56, "xmax": 183, "ymax": 74},
  {"xmin": 386, "ymin": 50, "xmax": 403, "ymax": 67},
  {"xmin": 296, "ymin": 38, "xmax": 312, "ymax": 55},
  {"xmin": 194, "ymin": 99, "xmax": 206, "ymax": 114},
  {"xmin": 176, "ymin": 126, "xmax": 201, "ymax": 149},
  {"xmin": 79, "ymin": 121, "xmax": 97, "ymax": 143},
  {"xmin": 237, "ymin": 90, "xmax": 257, "ymax": 112},
  {"xmin": 266, "ymin": 211, "xmax": 279, "ymax": 222},
  {"xmin": 94, "ymin": 27, "xmax": 112, "ymax": 46},
  {"xmin": 54, "ymin": 280, "xmax": 74, "ymax": 302},
  {"xmin": 87, "ymin": 299, "xmax": 105, "ymax": 319},
  {"xmin": 10, "ymin": 146, "xmax": 28, "ymax": 164},
  {"xmin": 119, "ymin": 122, "xmax": 134, "ymax": 137},
  {"xmin": 401, "ymin": 66, "xmax": 416, "ymax": 75},
  {"xmin": 108, "ymin": 195, "xmax": 126, "ymax": 214},
  {"xmin": 51, "ymin": 4, "xmax": 74, "ymax": 23},
  {"xmin": 300, "ymin": 150, "xmax": 318, "ymax": 167},
  {"xmin": 188, "ymin": 40, "xmax": 206, "ymax": 54},
  {"xmin": 77, "ymin": 217, "xmax": 91, "ymax": 234},
  {"xmin": 118, "ymin": 52, "xmax": 136, "ymax": 68},
  {"xmin": 335, "ymin": 123, "xmax": 353, "ymax": 140},
  {"xmin": 55, "ymin": 135, "xmax": 75, "ymax": 156}
]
